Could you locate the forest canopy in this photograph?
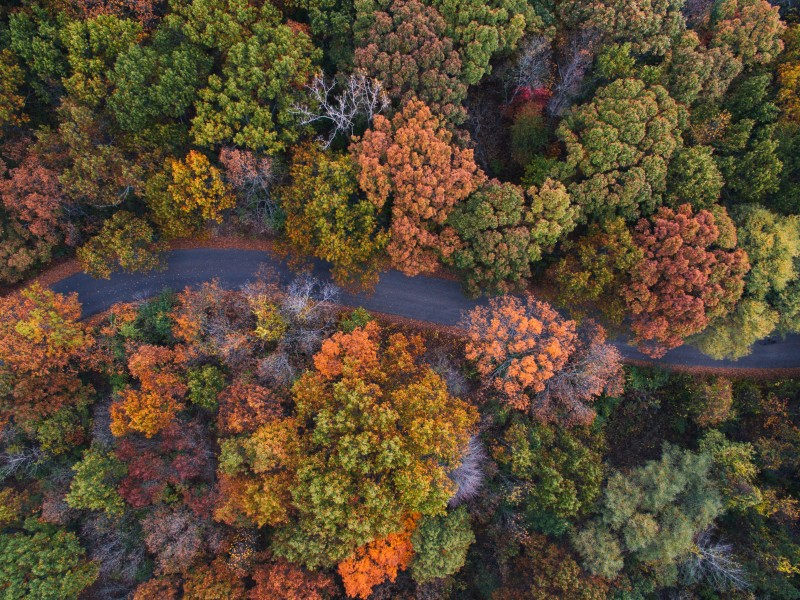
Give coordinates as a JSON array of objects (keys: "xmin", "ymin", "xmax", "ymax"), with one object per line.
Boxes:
[{"xmin": 1, "ymin": 0, "xmax": 800, "ymax": 597}]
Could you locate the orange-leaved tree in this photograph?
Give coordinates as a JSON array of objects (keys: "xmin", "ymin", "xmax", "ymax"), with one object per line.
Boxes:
[
  {"xmin": 463, "ymin": 296, "xmax": 622, "ymax": 425},
  {"xmin": 623, "ymin": 204, "xmax": 749, "ymax": 357},
  {"xmin": 338, "ymin": 516, "xmax": 417, "ymax": 599},
  {"xmin": 463, "ymin": 295, "xmax": 576, "ymax": 410},
  {"xmin": 0, "ymin": 283, "xmax": 94, "ymax": 426},
  {"xmin": 352, "ymin": 97, "xmax": 482, "ymax": 276},
  {"xmin": 110, "ymin": 344, "xmax": 188, "ymax": 437}
]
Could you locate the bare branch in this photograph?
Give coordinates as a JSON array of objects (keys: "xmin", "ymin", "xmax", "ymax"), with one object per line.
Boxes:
[
  {"xmin": 682, "ymin": 528, "xmax": 751, "ymax": 591},
  {"xmin": 292, "ymin": 73, "xmax": 389, "ymax": 148},
  {"xmin": 510, "ymin": 35, "xmax": 553, "ymax": 101},
  {"xmin": 448, "ymin": 436, "xmax": 487, "ymax": 507},
  {"xmin": 547, "ymin": 29, "xmax": 600, "ymax": 118}
]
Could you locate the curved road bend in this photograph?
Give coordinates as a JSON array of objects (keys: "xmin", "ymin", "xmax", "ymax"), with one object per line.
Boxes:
[{"xmin": 50, "ymin": 248, "xmax": 800, "ymax": 370}]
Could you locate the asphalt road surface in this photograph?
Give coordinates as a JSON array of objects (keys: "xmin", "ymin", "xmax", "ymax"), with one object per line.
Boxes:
[{"xmin": 51, "ymin": 248, "xmax": 800, "ymax": 370}]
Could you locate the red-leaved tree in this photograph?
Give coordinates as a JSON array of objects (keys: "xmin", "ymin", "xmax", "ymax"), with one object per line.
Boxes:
[{"xmin": 623, "ymin": 204, "xmax": 749, "ymax": 357}]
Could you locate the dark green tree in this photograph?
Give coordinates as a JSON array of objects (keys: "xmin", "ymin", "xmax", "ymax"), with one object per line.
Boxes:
[
  {"xmin": 109, "ymin": 23, "xmax": 212, "ymax": 132},
  {"xmin": 448, "ymin": 179, "xmax": 576, "ymax": 296},
  {"xmin": 494, "ymin": 416, "xmax": 604, "ymax": 535}
]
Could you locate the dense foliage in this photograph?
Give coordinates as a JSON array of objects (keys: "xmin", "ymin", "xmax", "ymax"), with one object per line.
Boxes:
[{"xmin": 2, "ymin": 0, "xmax": 800, "ymax": 597}]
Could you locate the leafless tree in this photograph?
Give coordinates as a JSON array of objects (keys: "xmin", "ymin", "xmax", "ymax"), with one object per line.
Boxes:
[
  {"xmin": 274, "ymin": 275, "xmax": 340, "ymax": 355},
  {"xmin": 81, "ymin": 514, "xmax": 146, "ymax": 587},
  {"xmin": 143, "ymin": 506, "xmax": 206, "ymax": 574},
  {"xmin": 426, "ymin": 348, "xmax": 469, "ymax": 397},
  {"xmin": 292, "ymin": 72, "xmax": 389, "ymax": 148},
  {"xmin": 91, "ymin": 400, "xmax": 116, "ymax": 447},
  {"xmin": 0, "ymin": 427, "xmax": 44, "ymax": 481},
  {"xmin": 41, "ymin": 467, "xmax": 76, "ymax": 525},
  {"xmin": 682, "ymin": 528, "xmax": 750, "ymax": 592},
  {"xmin": 282, "ymin": 275, "xmax": 340, "ymax": 322},
  {"xmin": 547, "ymin": 29, "xmax": 600, "ymax": 118},
  {"xmin": 509, "ymin": 35, "xmax": 554, "ymax": 100},
  {"xmin": 256, "ymin": 351, "xmax": 296, "ymax": 387},
  {"xmin": 449, "ymin": 436, "xmax": 487, "ymax": 507},
  {"xmin": 219, "ymin": 147, "xmax": 280, "ymax": 232}
]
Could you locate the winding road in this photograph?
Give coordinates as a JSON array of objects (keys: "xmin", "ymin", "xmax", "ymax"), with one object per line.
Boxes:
[{"xmin": 50, "ymin": 248, "xmax": 800, "ymax": 371}]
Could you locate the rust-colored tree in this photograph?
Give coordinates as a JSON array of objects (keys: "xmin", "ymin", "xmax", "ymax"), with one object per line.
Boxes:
[
  {"xmin": 44, "ymin": 0, "xmax": 166, "ymax": 28},
  {"xmin": 249, "ymin": 557, "xmax": 337, "ymax": 600},
  {"xmin": 623, "ymin": 204, "xmax": 749, "ymax": 357},
  {"xmin": 0, "ymin": 283, "xmax": 94, "ymax": 426},
  {"xmin": 216, "ymin": 381, "xmax": 283, "ymax": 437},
  {"xmin": 493, "ymin": 533, "xmax": 610, "ymax": 600},
  {"xmin": 0, "ymin": 151, "xmax": 64, "ymax": 246},
  {"xmin": 353, "ymin": 98, "xmax": 482, "ymax": 275},
  {"xmin": 170, "ymin": 281, "xmax": 254, "ymax": 368},
  {"xmin": 110, "ymin": 345, "xmax": 188, "ymax": 438},
  {"xmin": 338, "ymin": 517, "xmax": 416, "ymax": 599}
]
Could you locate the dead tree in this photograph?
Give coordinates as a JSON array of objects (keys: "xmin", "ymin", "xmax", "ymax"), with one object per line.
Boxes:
[{"xmin": 292, "ymin": 72, "xmax": 389, "ymax": 148}]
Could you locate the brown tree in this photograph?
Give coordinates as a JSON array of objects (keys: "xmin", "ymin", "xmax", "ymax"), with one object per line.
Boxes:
[
  {"xmin": 216, "ymin": 381, "xmax": 283, "ymax": 437},
  {"xmin": 623, "ymin": 204, "xmax": 749, "ymax": 357},
  {"xmin": 353, "ymin": 98, "xmax": 482, "ymax": 275}
]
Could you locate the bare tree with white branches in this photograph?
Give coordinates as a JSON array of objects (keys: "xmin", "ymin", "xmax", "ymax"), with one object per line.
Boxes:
[
  {"xmin": 292, "ymin": 72, "xmax": 389, "ymax": 148},
  {"xmin": 0, "ymin": 426, "xmax": 44, "ymax": 481},
  {"xmin": 448, "ymin": 436, "xmax": 487, "ymax": 507},
  {"xmin": 509, "ymin": 34, "xmax": 554, "ymax": 101},
  {"xmin": 279, "ymin": 275, "xmax": 340, "ymax": 354},
  {"xmin": 682, "ymin": 528, "xmax": 751, "ymax": 592},
  {"xmin": 547, "ymin": 29, "xmax": 601, "ymax": 118}
]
